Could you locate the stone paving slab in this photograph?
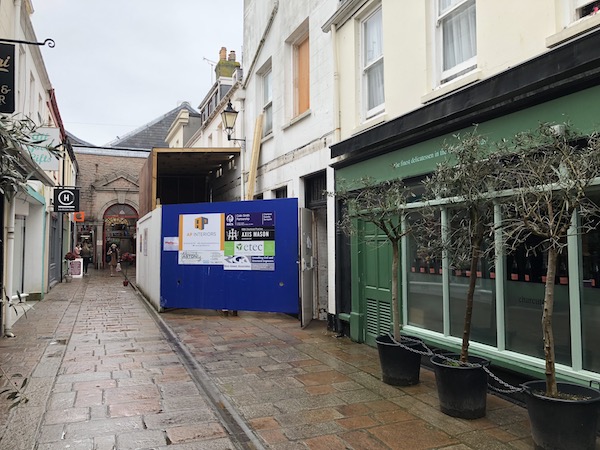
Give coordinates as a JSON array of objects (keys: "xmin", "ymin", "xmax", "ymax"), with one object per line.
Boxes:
[
  {"xmin": 161, "ymin": 308, "xmax": 538, "ymax": 449},
  {"xmin": 0, "ymin": 270, "xmax": 241, "ymax": 450},
  {"xmin": 0, "ymin": 267, "xmax": 558, "ymax": 449}
]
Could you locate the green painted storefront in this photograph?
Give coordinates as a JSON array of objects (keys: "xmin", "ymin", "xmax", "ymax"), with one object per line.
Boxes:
[{"xmin": 332, "ymin": 33, "xmax": 600, "ymax": 384}]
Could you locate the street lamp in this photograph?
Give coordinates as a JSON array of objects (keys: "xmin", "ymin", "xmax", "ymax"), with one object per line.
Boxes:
[
  {"xmin": 221, "ymin": 101, "xmax": 244, "ymax": 142},
  {"xmin": 220, "ymin": 100, "xmax": 247, "ymax": 200}
]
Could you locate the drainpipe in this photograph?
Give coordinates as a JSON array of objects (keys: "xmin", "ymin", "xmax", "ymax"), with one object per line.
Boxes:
[
  {"xmin": 4, "ymin": 0, "xmax": 24, "ymax": 337},
  {"xmin": 241, "ymin": 0, "xmax": 279, "ymax": 90},
  {"xmin": 329, "ymin": 23, "xmax": 342, "ymax": 333},
  {"xmin": 331, "ymin": 24, "xmax": 341, "ymax": 143},
  {"xmin": 3, "ymin": 198, "xmax": 16, "ymax": 337}
]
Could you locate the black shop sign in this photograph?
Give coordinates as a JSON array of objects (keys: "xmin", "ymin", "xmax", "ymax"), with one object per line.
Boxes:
[
  {"xmin": 0, "ymin": 44, "xmax": 14, "ymax": 114},
  {"xmin": 53, "ymin": 188, "xmax": 80, "ymax": 213}
]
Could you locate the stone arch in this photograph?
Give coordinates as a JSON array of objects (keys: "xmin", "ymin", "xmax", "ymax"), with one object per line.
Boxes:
[{"xmin": 102, "ymin": 202, "xmax": 138, "ymax": 261}]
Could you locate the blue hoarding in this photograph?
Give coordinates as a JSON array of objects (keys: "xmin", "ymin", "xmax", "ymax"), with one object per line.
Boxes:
[{"xmin": 160, "ymin": 199, "xmax": 299, "ymax": 313}]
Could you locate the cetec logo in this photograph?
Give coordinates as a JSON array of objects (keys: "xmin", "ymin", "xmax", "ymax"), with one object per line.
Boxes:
[
  {"xmin": 235, "ymin": 242, "xmax": 264, "ymax": 252},
  {"xmin": 194, "ymin": 216, "xmax": 209, "ymax": 230}
]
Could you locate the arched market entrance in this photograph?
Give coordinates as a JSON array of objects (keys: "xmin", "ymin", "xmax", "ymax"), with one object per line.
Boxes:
[{"xmin": 103, "ymin": 204, "xmax": 138, "ymax": 266}]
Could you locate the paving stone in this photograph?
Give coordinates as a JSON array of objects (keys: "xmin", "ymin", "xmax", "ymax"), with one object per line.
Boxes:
[
  {"xmin": 158, "ymin": 380, "xmax": 201, "ymax": 397},
  {"xmin": 369, "ymin": 420, "xmax": 459, "ymax": 449},
  {"xmin": 237, "ymin": 402, "xmax": 281, "ymax": 420},
  {"xmin": 295, "ymin": 370, "xmax": 351, "ymax": 387},
  {"xmin": 93, "ymin": 434, "xmax": 117, "ymax": 450},
  {"xmin": 282, "ymin": 421, "xmax": 346, "ymax": 440},
  {"xmin": 109, "ymin": 398, "xmax": 161, "ymax": 417},
  {"xmin": 47, "ymin": 391, "xmax": 76, "ymax": 410},
  {"xmin": 43, "ymin": 407, "xmax": 90, "ymax": 425},
  {"xmin": 304, "ymin": 433, "xmax": 355, "ymax": 450},
  {"xmin": 0, "ymin": 274, "xmax": 540, "ymax": 450},
  {"xmin": 36, "ymin": 438, "xmax": 95, "ymax": 449},
  {"xmin": 276, "ymin": 407, "xmax": 344, "ymax": 427},
  {"xmin": 166, "ymin": 422, "xmax": 227, "ymax": 444},
  {"xmin": 116, "ymin": 429, "xmax": 167, "ymax": 449},
  {"xmin": 37, "ymin": 423, "xmax": 66, "ymax": 444},
  {"xmin": 335, "ymin": 388, "xmax": 383, "ymax": 404},
  {"xmin": 155, "ymin": 437, "xmax": 239, "ymax": 450},
  {"xmin": 143, "ymin": 408, "xmax": 218, "ymax": 429},
  {"xmin": 104, "ymin": 384, "xmax": 160, "ymax": 403},
  {"xmin": 63, "ymin": 416, "xmax": 145, "ymax": 440},
  {"xmin": 162, "ymin": 395, "xmax": 211, "ymax": 412}
]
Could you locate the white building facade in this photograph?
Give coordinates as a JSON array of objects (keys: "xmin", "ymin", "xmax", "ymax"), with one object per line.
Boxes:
[
  {"xmin": 229, "ymin": 0, "xmax": 339, "ymax": 325},
  {"xmin": 0, "ymin": 0, "xmax": 75, "ymax": 335}
]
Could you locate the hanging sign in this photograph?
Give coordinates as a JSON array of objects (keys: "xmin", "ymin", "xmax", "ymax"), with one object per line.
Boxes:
[
  {"xmin": 0, "ymin": 44, "xmax": 14, "ymax": 114},
  {"xmin": 26, "ymin": 127, "xmax": 61, "ymax": 171},
  {"xmin": 53, "ymin": 188, "xmax": 80, "ymax": 213}
]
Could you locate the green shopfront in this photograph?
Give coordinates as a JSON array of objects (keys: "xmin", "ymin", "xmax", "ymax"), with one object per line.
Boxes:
[{"xmin": 331, "ymin": 29, "xmax": 600, "ymax": 384}]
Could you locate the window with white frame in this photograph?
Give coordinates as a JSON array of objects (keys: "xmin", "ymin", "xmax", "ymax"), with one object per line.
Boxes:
[
  {"xmin": 573, "ymin": 0, "xmax": 600, "ymax": 20},
  {"xmin": 437, "ymin": 0, "xmax": 476, "ymax": 83},
  {"xmin": 362, "ymin": 6, "xmax": 384, "ymax": 119},
  {"xmin": 262, "ymin": 68, "xmax": 273, "ymax": 136}
]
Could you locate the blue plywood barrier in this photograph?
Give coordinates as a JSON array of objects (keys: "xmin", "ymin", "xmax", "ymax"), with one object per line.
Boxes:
[{"xmin": 160, "ymin": 199, "xmax": 299, "ymax": 313}]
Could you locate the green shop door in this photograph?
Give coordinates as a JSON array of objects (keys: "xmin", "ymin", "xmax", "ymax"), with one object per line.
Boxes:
[{"xmin": 359, "ymin": 222, "xmax": 393, "ymax": 346}]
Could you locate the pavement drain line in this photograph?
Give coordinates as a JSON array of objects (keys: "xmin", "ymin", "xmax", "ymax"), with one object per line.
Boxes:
[{"xmin": 130, "ymin": 283, "xmax": 266, "ymax": 450}]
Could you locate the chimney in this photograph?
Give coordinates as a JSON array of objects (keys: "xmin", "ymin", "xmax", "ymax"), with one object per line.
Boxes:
[{"xmin": 215, "ymin": 47, "xmax": 241, "ymax": 79}]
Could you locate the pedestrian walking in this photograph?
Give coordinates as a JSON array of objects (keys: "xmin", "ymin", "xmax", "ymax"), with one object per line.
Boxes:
[
  {"xmin": 107, "ymin": 243, "xmax": 120, "ymax": 276},
  {"xmin": 80, "ymin": 240, "xmax": 92, "ymax": 275}
]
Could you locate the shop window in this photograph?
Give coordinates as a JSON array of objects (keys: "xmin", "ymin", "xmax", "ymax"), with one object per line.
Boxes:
[
  {"xmin": 581, "ymin": 192, "xmax": 600, "ymax": 372},
  {"xmin": 448, "ymin": 209, "xmax": 496, "ymax": 347},
  {"xmin": 504, "ymin": 236, "xmax": 572, "ymax": 365},
  {"xmin": 406, "ymin": 211, "xmax": 443, "ymax": 332}
]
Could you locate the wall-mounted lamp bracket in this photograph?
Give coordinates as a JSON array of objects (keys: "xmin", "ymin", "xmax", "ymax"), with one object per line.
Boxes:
[{"xmin": 0, "ymin": 38, "xmax": 55, "ymax": 48}]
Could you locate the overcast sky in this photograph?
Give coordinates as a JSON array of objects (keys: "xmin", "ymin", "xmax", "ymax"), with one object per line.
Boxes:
[{"xmin": 30, "ymin": 1, "xmax": 243, "ymax": 146}]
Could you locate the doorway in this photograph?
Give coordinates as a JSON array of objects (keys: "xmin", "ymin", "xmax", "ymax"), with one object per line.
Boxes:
[
  {"xmin": 303, "ymin": 172, "xmax": 328, "ymax": 324},
  {"xmin": 103, "ymin": 204, "xmax": 138, "ymax": 266}
]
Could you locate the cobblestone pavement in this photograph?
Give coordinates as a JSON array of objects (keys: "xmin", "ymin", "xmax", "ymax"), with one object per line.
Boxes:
[{"xmin": 0, "ymin": 268, "xmax": 539, "ymax": 449}]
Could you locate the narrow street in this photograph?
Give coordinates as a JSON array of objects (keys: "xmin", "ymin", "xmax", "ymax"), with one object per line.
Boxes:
[{"xmin": 0, "ymin": 269, "xmax": 533, "ymax": 449}]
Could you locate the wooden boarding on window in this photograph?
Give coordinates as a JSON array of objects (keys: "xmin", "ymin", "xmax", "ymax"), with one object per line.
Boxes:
[{"xmin": 246, "ymin": 114, "xmax": 263, "ymax": 200}]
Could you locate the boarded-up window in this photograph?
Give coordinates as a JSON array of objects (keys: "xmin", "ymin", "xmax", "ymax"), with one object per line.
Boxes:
[{"xmin": 295, "ymin": 36, "xmax": 310, "ymax": 115}]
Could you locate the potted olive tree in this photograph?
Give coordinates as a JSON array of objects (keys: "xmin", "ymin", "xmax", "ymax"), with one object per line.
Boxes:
[
  {"xmin": 497, "ymin": 123, "xmax": 600, "ymax": 450},
  {"xmin": 416, "ymin": 129, "xmax": 501, "ymax": 419},
  {"xmin": 336, "ymin": 177, "xmax": 424, "ymax": 386}
]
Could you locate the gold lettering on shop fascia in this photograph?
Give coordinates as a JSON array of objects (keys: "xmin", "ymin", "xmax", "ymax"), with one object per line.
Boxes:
[{"xmin": 0, "ymin": 56, "xmax": 11, "ymax": 73}]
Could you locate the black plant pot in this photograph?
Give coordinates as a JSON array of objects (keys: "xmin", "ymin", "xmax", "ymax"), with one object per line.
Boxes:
[
  {"xmin": 375, "ymin": 334, "xmax": 423, "ymax": 386},
  {"xmin": 431, "ymin": 353, "xmax": 490, "ymax": 419},
  {"xmin": 523, "ymin": 380, "xmax": 600, "ymax": 450}
]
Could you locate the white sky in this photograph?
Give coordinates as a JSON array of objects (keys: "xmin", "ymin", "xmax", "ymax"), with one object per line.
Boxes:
[{"xmin": 30, "ymin": 1, "xmax": 243, "ymax": 146}]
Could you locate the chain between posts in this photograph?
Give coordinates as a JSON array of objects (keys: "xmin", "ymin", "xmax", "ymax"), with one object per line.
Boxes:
[{"xmin": 387, "ymin": 333, "xmax": 524, "ymax": 394}]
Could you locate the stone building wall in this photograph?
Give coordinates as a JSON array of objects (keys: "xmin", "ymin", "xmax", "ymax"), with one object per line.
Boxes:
[{"xmin": 74, "ymin": 150, "xmax": 148, "ymax": 268}]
